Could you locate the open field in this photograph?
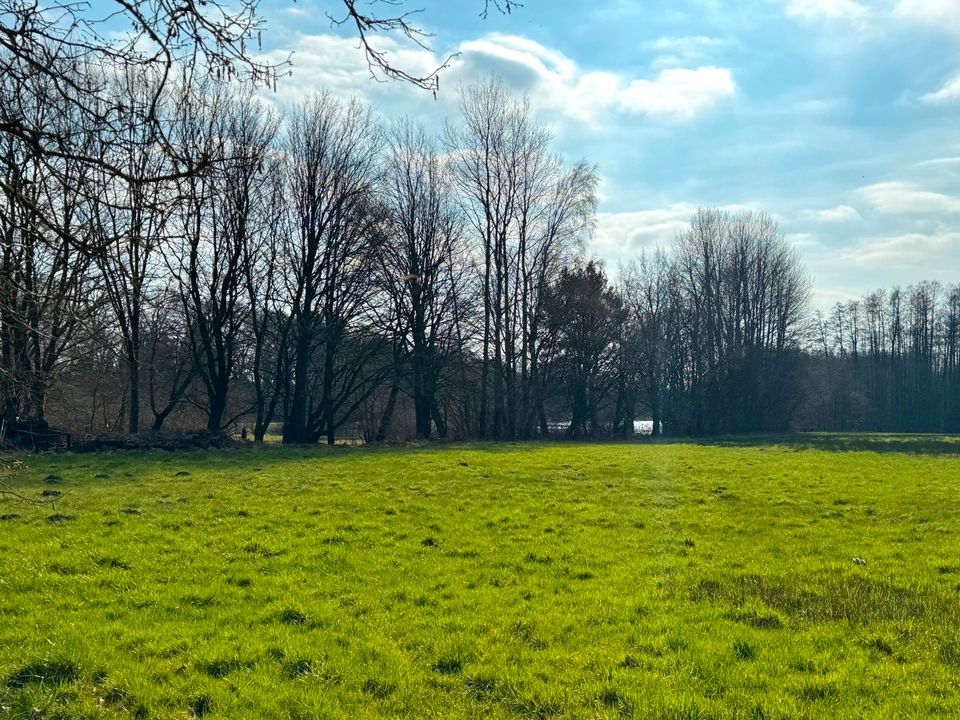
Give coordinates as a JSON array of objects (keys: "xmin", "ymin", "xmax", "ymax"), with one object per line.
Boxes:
[{"xmin": 1, "ymin": 436, "xmax": 960, "ymax": 719}]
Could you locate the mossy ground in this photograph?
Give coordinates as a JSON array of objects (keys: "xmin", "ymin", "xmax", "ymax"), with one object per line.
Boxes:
[{"xmin": 1, "ymin": 435, "xmax": 959, "ymax": 719}]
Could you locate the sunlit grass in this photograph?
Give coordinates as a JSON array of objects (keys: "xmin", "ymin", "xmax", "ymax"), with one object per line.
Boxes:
[{"xmin": 1, "ymin": 436, "xmax": 959, "ymax": 718}]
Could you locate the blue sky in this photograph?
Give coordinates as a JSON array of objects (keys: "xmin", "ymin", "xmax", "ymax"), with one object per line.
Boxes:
[{"xmin": 254, "ymin": 0, "xmax": 960, "ymax": 305}]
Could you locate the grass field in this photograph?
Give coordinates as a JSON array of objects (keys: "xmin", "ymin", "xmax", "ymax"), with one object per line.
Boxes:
[{"xmin": 1, "ymin": 436, "xmax": 960, "ymax": 719}]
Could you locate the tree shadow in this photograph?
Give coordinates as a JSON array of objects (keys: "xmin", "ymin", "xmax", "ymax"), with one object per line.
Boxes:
[{"xmin": 676, "ymin": 433, "xmax": 960, "ymax": 456}]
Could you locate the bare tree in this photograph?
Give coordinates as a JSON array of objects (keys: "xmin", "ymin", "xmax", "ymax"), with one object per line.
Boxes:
[
  {"xmin": 378, "ymin": 121, "xmax": 469, "ymax": 439},
  {"xmin": 517, "ymin": 159, "xmax": 597, "ymax": 437},
  {"xmin": 0, "ymin": 0, "xmax": 519, "ymax": 193},
  {"xmin": 89, "ymin": 71, "xmax": 175, "ymax": 434},
  {"xmin": 168, "ymin": 84, "xmax": 279, "ymax": 432},
  {"xmin": 619, "ymin": 250, "xmax": 672, "ymax": 437},
  {"xmin": 242, "ymin": 154, "xmax": 290, "ymax": 443},
  {"xmin": 670, "ymin": 209, "xmax": 810, "ymax": 434},
  {"xmin": 0, "ymin": 67, "xmax": 102, "ymax": 423},
  {"xmin": 282, "ymin": 93, "xmax": 385, "ymax": 445},
  {"xmin": 333, "ymin": 1, "xmax": 521, "ymax": 91},
  {"xmin": 144, "ymin": 287, "xmax": 195, "ymax": 432},
  {"xmin": 0, "ymin": 0, "xmax": 275, "ymax": 184},
  {"xmin": 449, "ymin": 79, "xmax": 596, "ymax": 439}
]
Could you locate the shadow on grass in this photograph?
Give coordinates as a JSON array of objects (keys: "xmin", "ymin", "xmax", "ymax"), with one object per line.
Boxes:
[
  {"xmin": 397, "ymin": 432, "xmax": 960, "ymax": 457},
  {"xmin": 13, "ymin": 433, "xmax": 960, "ymax": 487},
  {"xmin": 676, "ymin": 433, "xmax": 960, "ymax": 456}
]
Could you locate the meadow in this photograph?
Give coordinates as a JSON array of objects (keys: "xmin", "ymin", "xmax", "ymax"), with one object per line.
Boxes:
[{"xmin": 1, "ymin": 435, "xmax": 959, "ymax": 719}]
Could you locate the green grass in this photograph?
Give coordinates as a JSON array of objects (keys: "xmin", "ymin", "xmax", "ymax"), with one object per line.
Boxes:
[{"xmin": 1, "ymin": 435, "xmax": 959, "ymax": 719}]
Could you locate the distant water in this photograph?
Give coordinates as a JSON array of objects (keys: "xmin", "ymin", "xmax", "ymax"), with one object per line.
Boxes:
[
  {"xmin": 547, "ymin": 420, "xmax": 657, "ymax": 435},
  {"xmin": 634, "ymin": 420, "xmax": 654, "ymax": 435}
]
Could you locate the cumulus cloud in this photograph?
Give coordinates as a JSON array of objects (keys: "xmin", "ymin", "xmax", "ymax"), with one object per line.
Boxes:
[
  {"xmin": 454, "ymin": 35, "xmax": 736, "ymax": 123},
  {"xmin": 858, "ymin": 182, "xmax": 960, "ymax": 215},
  {"xmin": 261, "ymin": 32, "xmax": 736, "ymax": 124},
  {"xmin": 804, "ymin": 204, "xmax": 861, "ymax": 222},
  {"xmin": 921, "ymin": 72, "xmax": 960, "ymax": 105},
  {"xmin": 452, "ymin": 34, "xmax": 619, "ymax": 123},
  {"xmin": 259, "ymin": 34, "xmax": 442, "ymax": 104},
  {"xmin": 782, "ymin": 0, "xmax": 868, "ymax": 22}
]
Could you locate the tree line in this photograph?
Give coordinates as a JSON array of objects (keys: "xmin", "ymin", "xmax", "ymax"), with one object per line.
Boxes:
[
  {"xmin": 0, "ymin": 62, "xmax": 818, "ymax": 443},
  {"xmin": 5, "ymin": 0, "xmax": 951, "ymax": 444},
  {"xmin": 1, "ymin": 62, "xmax": 953, "ymax": 442},
  {"xmin": 803, "ymin": 282, "xmax": 960, "ymax": 433}
]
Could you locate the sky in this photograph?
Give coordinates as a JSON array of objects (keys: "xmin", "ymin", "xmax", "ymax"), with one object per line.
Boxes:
[{"xmin": 247, "ymin": 1, "xmax": 957, "ymax": 305}]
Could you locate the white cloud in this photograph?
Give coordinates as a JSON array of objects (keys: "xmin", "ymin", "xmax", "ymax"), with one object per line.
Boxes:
[
  {"xmin": 619, "ymin": 67, "xmax": 737, "ymax": 120},
  {"xmin": 455, "ymin": 35, "xmax": 735, "ymax": 123},
  {"xmin": 261, "ymin": 32, "xmax": 736, "ymax": 124},
  {"xmin": 893, "ymin": 0, "xmax": 960, "ymax": 36},
  {"xmin": 804, "ymin": 204, "xmax": 861, "ymax": 222},
  {"xmin": 795, "ymin": 99, "xmax": 843, "ymax": 115},
  {"xmin": 858, "ymin": 182, "xmax": 960, "ymax": 215},
  {"xmin": 453, "ymin": 34, "xmax": 622, "ymax": 124},
  {"xmin": 811, "ymin": 286, "xmax": 860, "ymax": 309},
  {"xmin": 647, "ymin": 36, "xmax": 727, "ymax": 69},
  {"xmin": 788, "ymin": 232, "xmax": 823, "ymax": 249},
  {"xmin": 782, "ymin": 0, "xmax": 868, "ymax": 22},
  {"xmin": 893, "ymin": 1, "xmax": 960, "ymax": 105},
  {"xmin": 834, "ymin": 230, "xmax": 960, "ymax": 268},
  {"xmin": 591, "ymin": 201, "xmax": 760, "ymax": 261},
  {"xmin": 259, "ymin": 34, "xmax": 443, "ymax": 104},
  {"xmin": 921, "ymin": 72, "xmax": 960, "ymax": 105},
  {"xmin": 593, "ymin": 205, "xmax": 699, "ymax": 257},
  {"xmin": 915, "ymin": 156, "xmax": 960, "ymax": 167},
  {"xmin": 650, "ymin": 36, "xmax": 725, "ymax": 53}
]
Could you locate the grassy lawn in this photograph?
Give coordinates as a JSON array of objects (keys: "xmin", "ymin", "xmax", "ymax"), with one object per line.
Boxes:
[{"xmin": 1, "ymin": 436, "xmax": 959, "ymax": 719}]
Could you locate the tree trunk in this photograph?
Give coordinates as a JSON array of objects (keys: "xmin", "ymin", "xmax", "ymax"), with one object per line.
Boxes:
[
  {"xmin": 376, "ymin": 374, "xmax": 401, "ymax": 442},
  {"xmin": 128, "ymin": 352, "xmax": 140, "ymax": 434},
  {"xmin": 151, "ymin": 407, "xmax": 172, "ymax": 433},
  {"xmin": 284, "ymin": 331, "xmax": 310, "ymax": 444},
  {"xmin": 322, "ymin": 332, "xmax": 336, "ymax": 446},
  {"xmin": 412, "ymin": 348, "xmax": 431, "ymax": 439},
  {"xmin": 207, "ymin": 382, "xmax": 228, "ymax": 433},
  {"xmin": 432, "ymin": 401, "xmax": 448, "ymax": 440}
]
